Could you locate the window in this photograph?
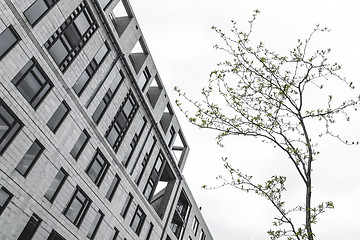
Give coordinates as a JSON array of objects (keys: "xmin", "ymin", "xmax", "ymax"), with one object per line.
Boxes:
[
  {"xmin": 86, "ymin": 149, "xmax": 109, "ymax": 187},
  {"xmin": 134, "ymin": 136, "xmax": 156, "ymax": 185},
  {"xmin": 0, "ymin": 186, "xmax": 13, "ymax": 216},
  {"xmin": 105, "ymin": 174, "xmax": 120, "ymax": 202},
  {"xmin": 138, "ymin": 67, "xmax": 151, "ymax": 91},
  {"xmin": 16, "ymin": 139, "xmax": 44, "ymax": 177},
  {"xmin": 12, "ymin": 58, "xmax": 53, "ymax": 109},
  {"xmin": 109, "ymin": 227, "xmax": 119, "ymax": 240},
  {"xmin": 24, "ymin": 0, "xmax": 60, "ymax": 26},
  {"xmin": 143, "ymin": 179, "xmax": 154, "ymax": 201},
  {"xmin": 0, "ymin": 25, "xmax": 20, "ymax": 60},
  {"xmin": 0, "ymin": 98, "xmax": 23, "ymax": 155},
  {"xmin": 192, "ymin": 217, "xmax": 199, "ymax": 236},
  {"xmin": 70, "ymin": 129, "xmax": 90, "ymax": 160},
  {"xmin": 92, "ymin": 70, "xmax": 124, "ymax": 124},
  {"xmin": 47, "ymin": 230, "xmax": 66, "ymax": 240},
  {"xmin": 44, "ymin": 1, "xmax": 97, "ymax": 72},
  {"xmin": 130, "ymin": 205, "xmax": 146, "ymax": 235},
  {"xmin": 106, "ymin": 91, "xmax": 138, "ymax": 152},
  {"xmin": 199, "ymin": 230, "xmax": 206, "ymax": 240},
  {"xmin": 63, "ymin": 186, "xmax": 91, "ymax": 227},
  {"xmin": 146, "ymin": 223, "xmax": 154, "ymax": 240},
  {"xmin": 44, "ymin": 168, "xmax": 68, "ymax": 203},
  {"xmin": 122, "ymin": 117, "xmax": 147, "ymax": 167},
  {"xmin": 17, "ymin": 214, "xmax": 42, "ymax": 240},
  {"xmin": 143, "ymin": 152, "xmax": 164, "ymax": 200},
  {"xmin": 120, "ymin": 192, "xmax": 133, "ymax": 218},
  {"xmin": 73, "ymin": 42, "xmax": 110, "ymax": 96},
  {"xmin": 87, "ymin": 210, "xmax": 104, "ymax": 239},
  {"xmin": 47, "ymin": 101, "xmax": 70, "ymax": 133}
]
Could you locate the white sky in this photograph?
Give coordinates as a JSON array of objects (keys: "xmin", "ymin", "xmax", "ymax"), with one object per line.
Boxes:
[{"xmin": 124, "ymin": 1, "xmax": 360, "ymax": 239}]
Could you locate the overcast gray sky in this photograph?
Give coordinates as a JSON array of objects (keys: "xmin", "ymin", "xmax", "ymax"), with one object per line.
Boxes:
[{"xmin": 120, "ymin": 1, "xmax": 360, "ymax": 239}]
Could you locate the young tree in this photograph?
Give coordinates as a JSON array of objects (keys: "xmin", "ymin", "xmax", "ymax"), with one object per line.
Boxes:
[{"xmin": 174, "ymin": 10, "xmax": 359, "ymax": 240}]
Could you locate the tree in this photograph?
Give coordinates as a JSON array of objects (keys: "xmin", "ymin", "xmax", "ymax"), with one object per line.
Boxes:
[{"xmin": 174, "ymin": 10, "xmax": 359, "ymax": 240}]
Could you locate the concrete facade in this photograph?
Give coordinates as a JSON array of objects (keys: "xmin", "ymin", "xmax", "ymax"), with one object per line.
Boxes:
[{"xmin": 0, "ymin": 0, "xmax": 213, "ymax": 240}]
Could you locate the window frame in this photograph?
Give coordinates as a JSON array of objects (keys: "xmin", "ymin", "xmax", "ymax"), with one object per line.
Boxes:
[
  {"xmin": 87, "ymin": 210, "xmax": 104, "ymax": 239},
  {"xmin": 0, "ymin": 186, "xmax": 13, "ymax": 216},
  {"xmin": 44, "ymin": 167, "xmax": 68, "ymax": 203},
  {"xmin": 120, "ymin": 192, "xmax": 133, "ymax": 218},
  {"xmin": 15, "ymin": 139, "xmax": 44, "ymax": 177},
  {"xmin": 47, "ymin": 230, "xmax": 66, "ymax": 240},
  {"xmin": 17, "ymin": 213, "xmax": 42, "ymax": 240},
  {"xmin": 130, "ymin": 205, "xmax": 146, "ymax": 236},
  {"xmin": 0, "ymin": 25, "xmax": 20, "ymax": 61},
  {"xmin": 86, "ymin": 149, "xmax": 110, "ymax": 187},
  {"xmin": 63, "ymin": 186, "xmax": 91, "ymax": 227},
  {"xmin": 70, "ymin": 129, "xmax": 90, "ymax": 160},
  {"xmin": 12, "ymin": 58, "xmax": 53, "ymax": 110},
  {"xmin": 105, "ymin": 174, "xmax": 120, "ymax": 202},
  {"xmin": 24, "ymin": 0, "xmax": 61, "ymax": 27},
  {"xmin": 0, "ymin": 98, "xmax": 24, "ymax": 155},
  {"xmin": 47, "ymin": 100, "xmax": 70, "ymax": 133}
]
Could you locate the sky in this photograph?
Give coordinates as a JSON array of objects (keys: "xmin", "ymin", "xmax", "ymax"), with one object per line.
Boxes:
[{"xmin": 118, "ymin": 1, "xmax": 360, "ymax": 239}]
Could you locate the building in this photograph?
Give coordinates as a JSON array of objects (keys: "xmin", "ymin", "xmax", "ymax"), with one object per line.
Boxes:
[{"xmin": 0, "ymin": 0, "xmax": 213, "ymax": 240}]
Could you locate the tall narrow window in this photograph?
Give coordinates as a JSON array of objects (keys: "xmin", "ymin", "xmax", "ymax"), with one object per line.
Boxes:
[
  {"xmin": 47, "ymin": 230, "xmax": 66, "ymax": 240},
  {"xmin": 16, "ymin": 139, "xmax": 44, "ymax": 177},
  {"xmin": 0, "ymin": 98, "xmax": 23, "ymax": 155},
  {"xmin": 199, "ymin": 230, "xmax": 206, "ymax": 240},
  {"xmin": 143, "ymin": 152, "xmax": 164, "ymax": 200},
  {"xmin": 120, "ymin": 192, "xmax": 133, "ymax": 218},
  {"xmin": 130, "ymin": 205, "xmax": 146, "ymax": 235},
  {"xmin": 44, "ymin": 168, "xmax": 68, "ymax": 203},
  {"xmin": 109, "ymin": 227, "xmax": 119, "ymax": 240},
  {"xmin": 47, "ymin": 101, "xmax": 70, "ymax": 133},
  {"xmin": 73, "ymin": 42, "xmax": 110, "ymax": 96},
  {"xmin": 70, "ymin": 129, "xmax": 90, "ymax": 160},
  {"xmin": 44, "ymin": 1, "xmax": 98, "ymax": 72},
  {"xmin": 0, "ymin": 25, "xmax": 20, "ymax": 60},
  {"xmin": 92, "ymin": 70, "xmax": 125, "ymax": 124},
  {"xmin": 135, "ymin": 136, "xmax": 156, "ymax": 185},
  {"xmin": 12, "ymin": 58, "xmax": 53, "ymax": 109},
  {"xmin": 86, "ymin": 149, "xmax": 109, "ymax": 187},
  {"xmin": 0, "ymin": 186, "xmax": 13, "ymax": 216},
  {"xmin": 106, "ymin": 91, "xmax": 138, "ymax": 152},
  {"xmin": 146, "ymin": 223, "xmax": 154, "ymax": 240},
  {"xmin": 137, "ymin": 67, "xmax": 151, "ymax": 91},
  {"xmin": 192, "ymin": 217, "xmax": 199, "ymax": 236},
  {"xmin": 24, "ymin": 0, "xmax": 60, "ymax": 26},
  {"xmin": 63, "ymin": 186, "xmax": 91, "ymax": 227},
  {"xmin": 17, "ymin": 214, "xmax": 42, "ymax": 240},
  {"xmin": 105, "ymin": 174, "xmax": 120, "ymax": 202},
  {"xmin": 87, "ymin": 210, "xmax": 104, "ymax": 239},
  {"xmin": 122, "ymin": 117, "xmax": 147, "ymax": 167}
]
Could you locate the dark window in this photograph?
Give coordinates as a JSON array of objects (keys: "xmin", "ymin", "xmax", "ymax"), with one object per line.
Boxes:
[
  {"xmin": 143, "ymin": 179, "xmax": 154, "ymax": 200},
  {"xmin": 130, "ymin": 205, "xmax": 146, "ymax": 235},
  {"xmin": 12, "ymin": 58, "xmax": 53, "ymax": 109},
  {"xmin": 86, "ymin": 149, "xmax": 109, "ymax": 187},
  {"xmin": 143, "ymin": 152, "xmax": 164, "ymax": 200},
  {"xmin": 146, "ymin": 223, "xmax": 154, "ymax": 240},
  {"xmin": 45, "ymin": 2, "xmax": 97, "ymax": 72},
  {"xmin": 63, "ymin": 186, "xmax": 91, "ymax": 227},
  {"xmin": 47, "ymin": 230, "xmax": 66, "ymax": 240},
  {"xmin": 87, "ymin": 210, "xmax": 104, "ymax": 239},
  {"xmin": 47, "ymin": 101, "xmax": 70, "ymax": 133},
  {"xmin": 92, "ymin": 70, "xmax": 124, "ymax": 124},
  {"xmin": 16, "ymin": 139, "xmax": 44, "ymax": 177},
  {"xmin": 134, "ymin": 136, "xmax": 156, "ymax": 185},
  {"xmin": 199, "ymin": 230, "xmax": 206, "ymax": 240},
  {"xmin": 109, "ymin": 227, "xmax": 119, "ymax": 240},
  {"xmin": 17, "ymin": 214, "xmax": 42, "ymax": 240},
  {"xmin": 120, "ymin": 192, "xmax": 133, "ymax": 218},
  {"xmin": 0, "ymin": 25, "xmax": 20, "ymax": 60},
  {"xmin": 0, "ymin": 186, "xmax": 13, "ymax": 216},
  {"xmin": 105, "ymin": 174, "xmax": 120, "ymax": 202},
  {"xmin": 105, "ymin": 91, "xmax": 138, "ymax": 152},
  {"xmin": 192, "ymin": 217, "xmax": 199, "ymax": 235},
  {"xmin": 0, "ymin": 98, "xmax": 23, "ymax": 155},
  {"xmin": 70, "ymin": 129, "xmax": 90, "ymax": 160},
  {"xmin": 44, "ymin": 168, "xmax": 68, "ymax": 203},
  {"xmin": 24, "ymin": 0, "xmax": 60, "ymax": 26},
  {"xmin": 99, "ymin": 0, "xmax": 112, "ymax": 10},
  {"xmin": 122, "ymin": 117, "xmax": 147, "ymax": 167},
  {"xmin": 73, "ymin": 42, "xmax": 110, "ymax": 96},
  {"xmin": 138, "ymin": 67, "xmax": 151, "ymax": 92}
]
